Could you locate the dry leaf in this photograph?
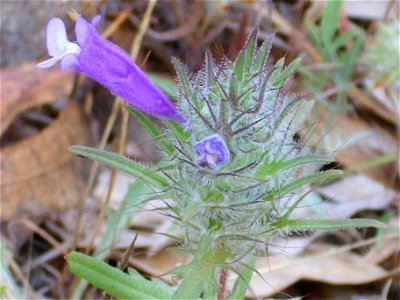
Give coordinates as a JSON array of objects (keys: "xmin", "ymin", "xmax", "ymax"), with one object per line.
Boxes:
[
  {"xmin": 228, "ymin": 243, "xmax": 389, "ymax": 298},
  {"xmin": 71, "ymin": 170, "xmax": 173, "ymax": 252},
  {"xmin": 342, "ymin": 1, "xmax": 399, "ymax": 20},
  {"xmin": 289, "ymin": 175, "xmax": 398, "ymax": 220},
  {"xmin": 316, "ymin": 175, "xmax": 398, "ymax": 218},
  {"xmin": 306, "ymin": 1, "xmax": 399, "ymax": 21},
  {"xmin": 313, "ymin": 109, "xmax": 398, "ymax": 190},
  {"xmin": 0, "ymin": 62, "xmax": 74, "ymax": 135},
  {"xmin": 364, "ymin": 79, "xmax": 399, "ymax": 122},
  {"xmin": 127, "ymin": 250, "xmax": 190, "ymax": 282},
  {"xmin": 0, "ymin": 101, "xmax": 91, "ymax": 221}
]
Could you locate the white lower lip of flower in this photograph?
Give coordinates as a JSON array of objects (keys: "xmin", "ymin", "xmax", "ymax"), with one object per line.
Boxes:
[{"xmin": 36, "ymin": 43, "xmax": 81, "ymax": 69}]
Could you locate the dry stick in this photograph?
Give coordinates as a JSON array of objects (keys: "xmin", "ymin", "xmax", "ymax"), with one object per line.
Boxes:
[
  {"xmin": 71, "ymin": 98, "xmax": 120, "ymax": 250},
  {"xmin": 71, "ymin": 8, "xmax": 133, "ymax": 250},
  {"xmin": 129, "ymin": 0, "xmax": 202, "ymax": 42},
  {"xmin": 382, "ymin": 0, "xmax": 397, "ymax": 22},
  {"xmin": 102, "ymin": 7, "xmax": 132, "ymax": 38},
  {"xmin": 349, "ymin": 87, "xmax": 396, "ymax": 124},
  {"xmin": 118, "ymin": 233, "xmax": 138, "ymax": 271},
  {"xmin": 85, "ymin": 0, "xmax": 158, "ymax": 254},
  {"xmin": 381, "ymin": 278, "xmax": 393, "ymax": 300},
  {"xmin": 217, "ymin": 268, "xmax": 229, "ymax": 300},
  {"xmin": 3, "ymin": 247, "xmax": 37, "ymax": 299},
  {"xmin": 21, "ymin": 218, "xmax": 68, "ymax": 257}
]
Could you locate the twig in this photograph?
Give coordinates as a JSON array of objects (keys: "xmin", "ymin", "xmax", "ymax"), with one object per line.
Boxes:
[
  {"xmin": 217, "ymin": 268, "xmax": 228, "ymax": 300},
  {"xmin": 118, "ymin": 234, "xmax": 138, "ymax": 271},
  {"xmin": 129, "ymin": 1, "xmax": 203, "ymax": 42},
  {"xmin": 85, "ymin": 0, "xmax": 158, "ymax": 254},
  {"xmin": 72, "ymin": 7, "xmax": 133, "ymax": 250},
  {"xmin": 20, "ymin": 218, "xmax": 68, "ymax": 256}
]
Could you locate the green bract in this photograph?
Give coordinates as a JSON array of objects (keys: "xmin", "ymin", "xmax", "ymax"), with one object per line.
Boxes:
[{"xmin": 164, "ymin": 30, "xmax": 329, "ymax": 262}]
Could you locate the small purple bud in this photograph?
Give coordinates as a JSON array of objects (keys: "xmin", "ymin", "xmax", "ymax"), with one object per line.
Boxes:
[
  {"xmin": 37, "ymin": 15, "xmax": 184, "ymax": 123},
  {"xmin": 193, "ymin": 134, "xmax": 230, "ymax": 170}
]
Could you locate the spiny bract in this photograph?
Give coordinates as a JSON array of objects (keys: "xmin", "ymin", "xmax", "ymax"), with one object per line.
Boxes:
[{"xmin": 162, "ymin": 30, "xmax": 328, "ymax": 262}]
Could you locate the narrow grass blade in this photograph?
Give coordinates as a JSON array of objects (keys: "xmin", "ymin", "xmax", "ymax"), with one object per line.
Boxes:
[{"xmin": 70, "ymin": 145, "xmax": 169, "ymax": 188}]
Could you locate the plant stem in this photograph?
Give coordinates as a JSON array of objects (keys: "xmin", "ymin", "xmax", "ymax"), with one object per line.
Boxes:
[{"xmin": 217, "ymin": 268, "xmax": 228, "ymax": 300}]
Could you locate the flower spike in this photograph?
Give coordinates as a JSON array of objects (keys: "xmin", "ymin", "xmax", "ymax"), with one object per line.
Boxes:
[{"xmin": 37, "ymin": 15, "xmax": 184, "ymax": 123}]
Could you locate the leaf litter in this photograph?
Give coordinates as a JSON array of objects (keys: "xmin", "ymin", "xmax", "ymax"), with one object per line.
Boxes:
[{"xmin": 1, "ymin": 1, "xmax": 399, "ymax": 299}]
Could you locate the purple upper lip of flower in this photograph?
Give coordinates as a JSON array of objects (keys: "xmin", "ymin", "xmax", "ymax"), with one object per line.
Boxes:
[{"xmin": 37, "ymin": 15, "xmax": 184, "ymax": 123}]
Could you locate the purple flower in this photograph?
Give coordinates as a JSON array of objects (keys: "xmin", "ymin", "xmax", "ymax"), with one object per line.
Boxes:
[
  {"xmin": 37, "ymin": 15, "xmax": 184, "ymax": 122},
  {"xmin": 193, "ymin": 135, "xmax": 230, "ymax": 170}
]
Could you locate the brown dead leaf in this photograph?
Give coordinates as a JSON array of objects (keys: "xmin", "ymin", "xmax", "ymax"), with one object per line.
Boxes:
[
  {"xmin": 293, "ymin": 175, "xmax": 399, "ymax": 220},
  {"xmin": 0, "ymin": 101, "xmax": 91, "ymax": 221},
  {"xmin": 343, "ymin": 1, "xmax": 399, "ymax": 20},
  {"xmin": 126, "ymin": 250, "xmax": 190, "ymax": 282},
  {"xmin": 364, "ymin": 79, "xmax": 400, "ymax": 123},
  {"xmin": 365, "ymin": 231, "xmax": 400, "ymax": 265},
  {"xmin": 312, "ymin": 109, "xmax": 398, "ymax": 190},
  {"xmin": 228, "ymin": 243, "xmax": 389, "ymax": 298},
  {"xmin": 0, "ymin": 61, "xmax": 73, "ymax": 135},
  {"xmin": 306, "ymin": 1, "xmax": 399, "ymax": 22}
]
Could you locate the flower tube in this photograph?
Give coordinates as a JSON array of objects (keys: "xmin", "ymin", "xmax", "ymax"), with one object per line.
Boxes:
[{"xmin": 37, "ymin": 15, "xmax": 184, "ymax": 122}]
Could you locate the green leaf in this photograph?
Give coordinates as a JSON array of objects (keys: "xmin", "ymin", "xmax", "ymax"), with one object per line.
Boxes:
[
  {"xmin": 93, "ymin": 180, "xmax": 151, "ymax": 257},
  {"xmin": 255, "ymin": 155, "xmax": 331, "ymax": 177},
  {"xmin": 331, "ymin": 31, "xmax": 356, "ymax": 50},
  {"xmin": 306, "ymin": 21, "xmax": 322, "ymax": 47},
  {"xmin": 281, "ymin": 218, "xmax": 387, "ymax": 231},
  {"xmin": 233, "ymin": 50, "xmax": 245, "ymax": 81},
  {"xmin": 228, "ymin": 256, "xmax": 255, "ymax": 300},
  {"xmin": 243, "ymin": 29, "xmax": 257, "ymax": 70},
  {"xmin": 321, "ymin": 0, "xmax": 341, "ymax": 44},
  {"xmin": 279, "ymin": 192, "xmax": 313, "ymax": 223},
  {"xmin": 173, "ymin": 238, "xmax": 230, "ymax": 300},
  {"xmin": 124, "ymin": 106, "xmax": 175, "ymax": 155},
  {"xmin": 264, "ymin": 170, "xmax": 344, "ymax": 200},
  {"xmin": 172, "ymin": 58, "xmax": 200, "ymax": 108},
  {"xmin": 69, "ymin": 146, "xmax": 169, "ymax": 188},
  {"xmin": 274, "ymin": 99, "xmax": 314, "ymax": 133},
  {"xmin": 172, "ymin": 251, "xmax": 218, "ymax": 299},
  {"xmin": 205, "ymin": 51, "xmax": 218, "ymax": 96},
  {"xmin": 253, "ymin": 35, "xmax": 273, "ymax": 72},
  {"xmin": 271, "ymin": 58, "xmax": 301, "ymax": 87},
  {"xmin": 68, "ymin": 251, "xmax": 173, "ymax": 299},
  {"xmin": 163, "ymin": 119, "xmax": 190, "ymax": 143},
  {"xmin": 147, "ymin": 73, "xmax": 178, "ymax": 98},
  {"xmin": 233, "ymin": 28, "xmax": 258, "ymax": 81},
  {"xmin": 340, "ymin": 33, "xmax": 363, "ymax": 80},
  {"xmin": 203, "ymin": 286, "xmax": 216, "ymax": 300},
  {"xmin": 171, "ymin": 58, "xmax": 191, "ymax": 96},
  {"xmin": 72, "ymin": 180, "xmax": 153, "ymax": 298}
]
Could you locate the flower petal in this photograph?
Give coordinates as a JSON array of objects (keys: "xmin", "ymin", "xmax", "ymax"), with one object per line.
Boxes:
[
  {"xmin": 36, "ymin": 57, "xmax": 61, "ymax": 68},
  {"xmin": 61, "ymin": 54, "xmax": 80, "ymax": 71},
  {"xmin": 46, "ymin": 18, "xmax": 70, "ymax": 57},
  {"xmin": 75, "ymin": 15, "xmax": 89, "ymax": 46},
  {"xmin": 91, "ymin": 15, "xmax": 101, "ymax": 26},
  {"xmin": 193, "ymin": 135, "xmax": 230, "ymax": 170},
  {"xmin": 74, "ymin": 16, "xmax": 184, "ymax": 122}
]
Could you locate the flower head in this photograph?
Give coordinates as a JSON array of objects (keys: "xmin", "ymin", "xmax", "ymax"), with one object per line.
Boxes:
[
  {"xmin": 193, "ymin": 134, "xmax": 230, "ymax": 170},
  {"xmin": 37, "ymin": 15, "xmax": 184, "ymax": 122}
]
